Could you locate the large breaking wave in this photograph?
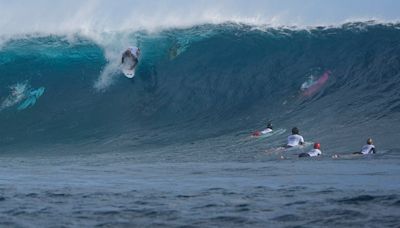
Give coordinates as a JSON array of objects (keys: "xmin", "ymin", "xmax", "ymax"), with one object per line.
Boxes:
[{"xmin": 0, "ymin": 22, "xmax": 399, "ymax": 155}]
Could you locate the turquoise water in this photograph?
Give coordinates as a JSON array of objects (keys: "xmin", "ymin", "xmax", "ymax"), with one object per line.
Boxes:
[{"xmin": 0, "ymin": 22, "xmax": 399, "ymax": 227}]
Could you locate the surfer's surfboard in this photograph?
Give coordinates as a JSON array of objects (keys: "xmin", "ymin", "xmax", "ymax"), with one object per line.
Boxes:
[
  {"xmin": 302, "ymin": 71, "xmax": 330, "ymax": 97},
  {"xmin": 122, "ymin": 68, "xmax": 135, "ymax": 78},
  {"xmin": 17, "ymin": 87, "xmax": 46, "ymax": 110},
  {"xmin": 251, "ymin": 128, "xmax": 286, "ymax": 139}
]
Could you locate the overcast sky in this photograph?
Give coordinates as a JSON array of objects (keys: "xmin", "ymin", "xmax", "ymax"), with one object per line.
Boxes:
[{"xmin": 0, "ymin": 0, "xmax": 399, "ymax": 35}]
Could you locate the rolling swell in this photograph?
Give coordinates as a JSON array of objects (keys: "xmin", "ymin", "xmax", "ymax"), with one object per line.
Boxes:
[{"xmin": 0, "ymin": 22, "xmax": 400, "ymax": 154}]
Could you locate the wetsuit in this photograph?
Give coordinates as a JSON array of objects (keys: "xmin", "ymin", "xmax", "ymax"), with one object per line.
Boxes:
[{"xmin": 121, "ymin": 47, "xmax": 139, "ymax": 69}]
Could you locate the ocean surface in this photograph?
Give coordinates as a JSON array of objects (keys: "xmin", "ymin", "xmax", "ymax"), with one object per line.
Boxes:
[{"xmin": 0, "ymin": 22, "xmax": 400, "ymax": 227}]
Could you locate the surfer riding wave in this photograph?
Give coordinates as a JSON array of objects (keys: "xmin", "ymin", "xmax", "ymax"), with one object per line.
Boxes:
[{"xmin": 121, "ymin": 47, "xmax": 140, "ymax": 70}]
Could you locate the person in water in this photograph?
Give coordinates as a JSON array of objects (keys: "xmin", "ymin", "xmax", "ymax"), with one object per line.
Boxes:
[
  {"xmin": 286, "ymin": 127, "xmax": 304, "ymax": 147},
  {"xmin": 299, "ymin": 142, "xmax": 322, "ymax": 157},
  {"xmin": 353, "ymin": 138, "xmax": 376, "ymax": 155},
  {"xmin": 252, "ymin": 122, "xmax": 273, "ymax": 136},
  {"xmin": 121, "ymin": 46, "xmax": 140, "ymax": 70},
  {"xmin": 260, "ymin": 122, "xmax": 273, "ymax": 134}
]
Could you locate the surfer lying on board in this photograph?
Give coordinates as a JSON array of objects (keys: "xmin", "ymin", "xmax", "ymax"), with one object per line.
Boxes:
[
  {"xmin": 121, "ymin": 46, "xmax": 140, "ymax": 70},
  {"xmin": 332, "ymin": 138, "xmax": 376, "ymax": 158},
  {"xmin": 252, "ymin": 122, "xmax": 273, "ymax": 136},
  {"xmin": 353, "ymin": 138, "xmax": 376, "ymax": 155},
  {"xmin": 286, "ymin": 127, "xmax": 304, "ymax": 148},
  {"xmin": 299, "ymin": 142, "xmax": 322, "ymax": 157},
  {"xmin": 261, "ymin": 122, "xmax": 273, "ymax": 134}
]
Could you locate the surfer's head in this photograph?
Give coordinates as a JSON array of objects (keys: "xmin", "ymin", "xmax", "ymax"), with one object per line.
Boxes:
[
  {"xmin": 292, "ymin": 127, "xmax": 299, "ymax": 134},
  {"xmin": 367, "ymin": 138, "xmax": 373, "ymax": 145},
  {"xmin": 267, "ymin": 122, "xmax": 273, "ymax": 129},
  {"xmin": 314, "ymin": 142, "xmax": 321, "ymax": 150}
]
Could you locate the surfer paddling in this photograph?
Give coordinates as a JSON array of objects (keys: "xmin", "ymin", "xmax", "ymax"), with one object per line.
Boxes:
[
  {"xmin": 353, "ymin": 138, "xmax": 376, "ymax": 155},
  {"xmin": 332, "ymin": 138, "xmax": 376, "ymax": 158},
  {"xmin": 299, "ymin": 142, "xmax": 322, "ymax": 157},
  {"xmin": 252, "ymin": 122, "xmax": 273, "ymax": 136},
  {"xmin": 286, "ymin": 127, "xmax": 304, "ymax": 148}
]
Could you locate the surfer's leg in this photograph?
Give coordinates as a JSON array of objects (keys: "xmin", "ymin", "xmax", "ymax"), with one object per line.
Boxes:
[
  {"xmin": 130, "ymin": 58, "xmax": 138, "ymax": 70},
  {"xmin": 298, "ymin": 153, "xmax": 310, "ymax": 158}
]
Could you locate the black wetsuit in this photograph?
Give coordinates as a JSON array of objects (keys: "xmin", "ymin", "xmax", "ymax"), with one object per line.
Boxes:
[{"xmin": 121, "ymin": 51, "xmax": 138, "ymax": 69}]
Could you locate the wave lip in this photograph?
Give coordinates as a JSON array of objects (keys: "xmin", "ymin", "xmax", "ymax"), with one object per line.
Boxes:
[{"xmin": 1, "ymin": 0, "xmax": 400, "ymax": 38}]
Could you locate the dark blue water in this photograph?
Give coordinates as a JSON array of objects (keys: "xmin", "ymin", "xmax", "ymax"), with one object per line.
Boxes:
[{"xmin": 0, "ymin": 22, "xmax": 399, "ymax": 227}]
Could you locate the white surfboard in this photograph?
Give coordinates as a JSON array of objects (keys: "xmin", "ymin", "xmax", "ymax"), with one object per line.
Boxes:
[
  {"xmin": 121, "ymin": 56, "xmax": 136, "ymax": 78},
  {"xmin": 122, "ymin": 68, "xmax": 135, "ymax": 78}
]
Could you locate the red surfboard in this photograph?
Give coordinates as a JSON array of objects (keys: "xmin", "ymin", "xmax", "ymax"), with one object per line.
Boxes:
[{"xmin": 302, "ymin": 71, "xmax": 330, "ymax": 97}]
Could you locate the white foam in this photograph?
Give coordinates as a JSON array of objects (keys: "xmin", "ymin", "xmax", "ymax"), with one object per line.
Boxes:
[
  {"xmin": 1, "ymin": 0, "xmax": 399, "ymax": 38},
  {"xmin": 0, "ymin": 83, "xmax": 29, "ymax": 111}
]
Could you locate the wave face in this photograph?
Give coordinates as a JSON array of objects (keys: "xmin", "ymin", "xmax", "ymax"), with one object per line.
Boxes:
[{"xmin": 1, "ymin": 22, "xmax": 400, "ymax": 154}]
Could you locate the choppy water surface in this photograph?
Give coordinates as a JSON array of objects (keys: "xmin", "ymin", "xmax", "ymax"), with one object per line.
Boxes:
[{"xmin": 1, "ymin": 22, "xmax": 400, "ymax": 227}]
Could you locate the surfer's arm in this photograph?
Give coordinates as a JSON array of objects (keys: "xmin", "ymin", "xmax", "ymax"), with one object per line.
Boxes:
[
  {"xmin": 299, "ymin": 136, "xmax": 305, "ymax": 145},
  {"xmin": 121, "ymin": 51, "xmax": 130, "ymax": 64}
]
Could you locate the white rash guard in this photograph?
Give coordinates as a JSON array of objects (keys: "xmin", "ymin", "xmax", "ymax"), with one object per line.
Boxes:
[
  {"xmin": 307, "ymin": 149, "xmax": 322, "ymax": 157},
  {"xmin": 261, "ymin": 128, "xmax": 273, "ymax": 134},
  {"xmin": 287, "ymin": 134, "xmax": 305, "ymax": 147},
  {"xmin": 360, "ymin": 144, "xmax": 376, "ymax": 154}
]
